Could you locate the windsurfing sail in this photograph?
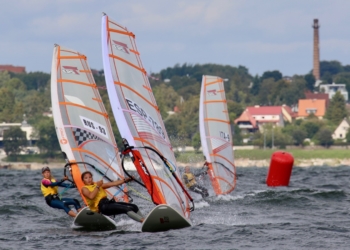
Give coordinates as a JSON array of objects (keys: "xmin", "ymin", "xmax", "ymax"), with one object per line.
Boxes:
[
  {"xmin": 101, "ymin": 13, "xmax": 193, "ymax": 219},
  {"xmin": 199, "ymin": 75, "xmax": 236, "ymax": 195},
  {"xmin": 51, "ymin": 45, "xmax": 129, "ymax": 205}
]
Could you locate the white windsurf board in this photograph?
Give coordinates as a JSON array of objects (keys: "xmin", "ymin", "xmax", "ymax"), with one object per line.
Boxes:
[
  {"xmin": 72, "ymin": 207, "xmax": 117, "ymax": 230},
  {"xmin": 141, "ymin": 204, "xmax": 192, "ymax": 233}
]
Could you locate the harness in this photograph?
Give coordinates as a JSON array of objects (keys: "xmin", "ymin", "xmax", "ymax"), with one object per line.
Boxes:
[{"xmin": 44, "ymin": 194, "xmax": 60, "ymax": 206}]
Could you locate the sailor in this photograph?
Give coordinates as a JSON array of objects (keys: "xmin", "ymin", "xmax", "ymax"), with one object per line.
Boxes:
[
  {"xmin": 41, "ymin": 166, "xmax": 82, "ymax": 217},
  {"xmin": 182, "ymin": 166, "xmax": 209, "ymax": 198},
  {"xmin": 81, "ymin": 171, "xmax": 144, "ymax": 223}
]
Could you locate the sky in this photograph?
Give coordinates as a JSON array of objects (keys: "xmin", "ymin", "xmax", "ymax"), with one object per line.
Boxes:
[{"xmin": 1, "ymin": 0, "xmax": 350, "ymax": 77}]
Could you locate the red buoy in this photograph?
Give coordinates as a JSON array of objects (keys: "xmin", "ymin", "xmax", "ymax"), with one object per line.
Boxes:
[{"xmin": 266, "ymin": 151, "xmax": 294, "ymax": 187}]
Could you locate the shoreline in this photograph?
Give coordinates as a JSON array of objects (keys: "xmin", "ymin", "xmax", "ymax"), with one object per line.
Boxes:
[{"xmin": 1, "ymin": 158, "xmax": 350, "ymax": 170}]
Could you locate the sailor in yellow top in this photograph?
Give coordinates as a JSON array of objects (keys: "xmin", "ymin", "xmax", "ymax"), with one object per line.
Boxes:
[
  {"xmin": 41, "ymin": 166, "xmax": 82, "ymax": 217},
  {"xmin": 182, "ymin": 166, "xmax": 209, "ymax": 198},
  {"xmin": 81, "ymin": 171, "xmax": 144, "ymax": 223}
]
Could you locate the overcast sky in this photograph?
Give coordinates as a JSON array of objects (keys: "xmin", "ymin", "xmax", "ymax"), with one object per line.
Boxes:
[{"xmin": 1, "ymin": 0, "xmax": 350, "ymax": 77}]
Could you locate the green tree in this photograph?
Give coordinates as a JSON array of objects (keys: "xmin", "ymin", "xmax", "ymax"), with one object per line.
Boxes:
[
  {"xmin": 326, "ymin": 91, "xmax": 347, "ymax": 125},
  {"xmin": 261, "ymin": 70, "xmax": 282, "ymax": 82},
  {"xmin": 0, "ymin": 71, "xmax": 11, "ymax": 87},
  {"xmin": 191, "ymin": 132, "xmax": 201, "ymax": 153},
  {"xmin": 250, "ymin": 75, "xmax": 260, "ymax": 95},
  {"xmin": 233, "ymin": 124, "xmax": 243, "ymax": 145},
  {"xmin": 33, "ymin": 117, "xmax": 60, "ymax": 157},
  {"xmin": 320, "ymin": 60, "xmax": 343, "ymax": 78},
  {"xmin": 304, "ymin": 74, "xmax": 315, "ymax": 92},
  {"xmin": 0, "ymin": 88, "xmax": 16, "ymax": 122},
  {"xmin": 3, "ymin": 127, "xmax": 27, "ymax": 159},
  {"xmin": 279, "ymin": 77, "xmax": 306, "ymax": 105},
  {"xmin": 10, "ymin": 71, "xmax": 50, "ymax": 91},
  {"xmin": 346, "ymin": 127, "xmax": 350, "ymax": 143},
  {"xmin": 227, "ymin": 100, "xmax": 244, "ymax": 121},
  {"xmin": 292, "ymin": 128, "xmax": 307, "ymax": 146},
  {"xmin": 316, "ymin": 128, "xmax": 334, "ymax": 148},
  {"xmin": 257, "ymin": 78, "xmax": 276, "ymax": 105},
  {"xmin": 2, "ymin": 77, "xmax": 26, "ymax": 91},
  {"xmin": 153, "ymin": 83, "xmax": 180, "ymax": 118},
  {"xmin": 22, "ymin": 91, "xmax": 50, "ymax": 118},
  {"xmin": 301, "ymin": 120, "xmax": 323, "ymax": 139}
]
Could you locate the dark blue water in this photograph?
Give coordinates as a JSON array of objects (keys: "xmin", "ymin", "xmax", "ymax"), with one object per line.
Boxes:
[{"xmin": 1, "ymin": 166, "xmax": 350, "ymax": 250}]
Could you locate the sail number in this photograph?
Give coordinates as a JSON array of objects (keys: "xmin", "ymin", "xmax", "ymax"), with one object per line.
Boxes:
[
  {"xmin": 220, "ymin": 131, "xmax": 230, "ymax": 141},
  {"xmin": 80, "ymin": 116, "xmax": 108, "ymax": 139},
  {"xmin": 125, "ymin": 98, "xmax": 166, "ymax": 140}
]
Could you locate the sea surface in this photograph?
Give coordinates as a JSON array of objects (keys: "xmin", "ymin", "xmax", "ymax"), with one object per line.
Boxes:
[{"xmin": 1, "ymin": 165, "xmax": 350, "ymax": 250}]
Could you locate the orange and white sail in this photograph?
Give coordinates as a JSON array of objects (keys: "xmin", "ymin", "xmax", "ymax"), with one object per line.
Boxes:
[
  {"xmin": 51, "ymin": 45, "xmax": 128, "ymax": 205},
  {"xmin": 101, "ymin": 14, "xmax": 193, "ymax": 219},
  {"xmin": 199, "ymin": 75, "xmax": 236, "ymax": 195}
]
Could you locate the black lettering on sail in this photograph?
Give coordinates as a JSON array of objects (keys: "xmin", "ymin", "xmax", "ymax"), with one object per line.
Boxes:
[
  {"xmin": 126, "ymin": 99, "xmax": 136, "ymax": 112},
  {"xmin": 125, "ymin": 98, "xmax": 166, "ymax": 140}
]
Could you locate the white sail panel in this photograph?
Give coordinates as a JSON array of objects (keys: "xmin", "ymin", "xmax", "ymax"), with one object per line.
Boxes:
[
  {"xmin": 51, "ymin": 45, "xmax": 128, "ymax": 204},
  {"xmin": 102, "ymin": 14, "xmax": 191, "ymax": 218},
  {"xmin": 199, "ymin": 75, "xmax": 236, "ymax": 195}
]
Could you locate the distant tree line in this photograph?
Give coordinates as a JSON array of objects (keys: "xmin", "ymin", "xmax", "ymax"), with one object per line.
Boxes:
[{"xmin": 1, "ymin": 60, "xmax": 350, "ymax": 158}]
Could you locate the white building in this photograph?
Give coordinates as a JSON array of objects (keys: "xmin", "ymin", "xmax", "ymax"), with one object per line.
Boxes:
[
  {"xmin": 0, "ymin": 120, "xmax": 37, "ymax": 146},
  {"xmin": 319, "ymin": 83, "xmax": 348, "ymax": 101},
  {"xmin": 332, "ymin": 118, "xmax": 350, "ymax": 141}
]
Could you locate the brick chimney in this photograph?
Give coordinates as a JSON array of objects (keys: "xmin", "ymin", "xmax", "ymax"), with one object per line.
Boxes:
[{"xmin": 312, "ymin": 19, "xmax": 320, "ymax": 80}]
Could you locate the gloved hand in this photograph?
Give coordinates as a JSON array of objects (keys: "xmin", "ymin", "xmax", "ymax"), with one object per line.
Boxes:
[{"xmin": 61, "ymin": 176, "xmax": 69, "ymax": 182}]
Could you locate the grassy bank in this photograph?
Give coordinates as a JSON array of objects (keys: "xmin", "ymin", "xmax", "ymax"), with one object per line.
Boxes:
[
  {"xmin": 3, "ymin": 153, "xmax": 65, "ymax": 164},
  {"xmin": 2, "ymin": 148, "xmax": 349, "ymax": 164},
  {"xmin": 176, "ymin": 149, "xmax": 350, "ymax": 163}
]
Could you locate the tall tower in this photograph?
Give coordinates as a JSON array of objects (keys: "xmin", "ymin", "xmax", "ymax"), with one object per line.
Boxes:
[{"xmin": 313, "ymin": 19, "xmax": 320, "ymax": 80}]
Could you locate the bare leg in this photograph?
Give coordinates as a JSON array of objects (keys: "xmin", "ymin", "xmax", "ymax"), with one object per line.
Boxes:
[
  {"xmin": 68, "ymin": 210, "xmax": 77, "ymax": 217},
  {"xmin": 126, "ymin": 211, "xmax": 144, "ymax": 223}
]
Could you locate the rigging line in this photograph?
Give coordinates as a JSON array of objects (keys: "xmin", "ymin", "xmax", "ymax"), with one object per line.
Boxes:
[
  {"xmin": 100, "ymin": 151, "xmax": 118, "ymax": 181},
  {"xmin": 213, "ymin": 161, "xmax": 237, "ymax": 178},
  {"xmin": 134, "ymin": 145, "xmax": 195, "ymax": 212},
  {"xmin": 126, "ymin": 184, "xmax": 153, "ymax": 203},
  {"xmin": 63, "ymin": 161, "xmax": 133, "ymax": 202},
  {"xmin": 58, "ymin": 186, "xmax": 71, "ymax": 199}
]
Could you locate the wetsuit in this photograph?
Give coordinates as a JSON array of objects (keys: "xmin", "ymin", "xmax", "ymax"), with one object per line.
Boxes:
[
  {"xmin": 83, "ymin": 184, "xmax": 143, "ymax": 222},
  {"xmin": 183, "ymin": 172, "xmax": 209, "ymax": 198},
  {"xmin": 41, "ymin": 178, "xmax": 81, "ymax": 214}
]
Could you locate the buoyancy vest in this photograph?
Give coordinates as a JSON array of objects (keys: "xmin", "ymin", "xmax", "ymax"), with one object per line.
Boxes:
[
  {"xmin": 83, "ymin": 184, "xmax": 107, "ymax": 212},
  {"xmin": 41, "ymin": 178, "xmax": 59, "ymax": 197},
  {"xmin": 183, "ymin": 172, "xmax": 196, "ymax": 188}
]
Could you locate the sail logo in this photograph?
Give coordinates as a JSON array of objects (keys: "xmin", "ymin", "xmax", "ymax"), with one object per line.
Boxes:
[
  {"xmin": 207, "ymin": 89, "xmax": 217, "ymax": 96},
  {"xmin": 59, "ymin": 127, "xmax": 68, "ymax": 144},
  {"xmin": 62, "ymin": 66, "xmax": 80, "ymax": 75},
  {"xmin": 220, "ymin": 131, "xmax": 230, "ymax": 141},
  {"xmin": 113, "ymin": 40, "xmax": 130, "ymax": 54},
  {"xmin": 125, "ymin": 98, "xmax": 166, "ymax": 140}
]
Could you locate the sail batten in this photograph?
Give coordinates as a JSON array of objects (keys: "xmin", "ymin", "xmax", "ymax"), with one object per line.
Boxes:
[
  {"xmin": 199, "ymin": 75, "xmax": 236, "ymax": 195},
  {"xmin": 102, "ymin": 14, "xmax": 192, "ymax": 219}
]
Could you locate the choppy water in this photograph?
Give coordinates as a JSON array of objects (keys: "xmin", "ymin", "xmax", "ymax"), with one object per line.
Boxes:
[{"xmin": 1, "ymin": 166, "xmax": 350, "ymax": 250}]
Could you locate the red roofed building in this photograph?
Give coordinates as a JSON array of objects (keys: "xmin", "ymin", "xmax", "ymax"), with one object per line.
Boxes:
[
  {"xmin": 297, "ymin": 99, "xmax": 326, "ymax": 119},
  {"xmin": 305, "ymin": 91, "xmax": 329, "ymax": 108},
  {"xmin": 235, "ymin": 105, "xmax": 295, "ymax": 134},
  {"xmin": 0, "ymin": 65, "xmax": 26, "ymax": 73}
]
